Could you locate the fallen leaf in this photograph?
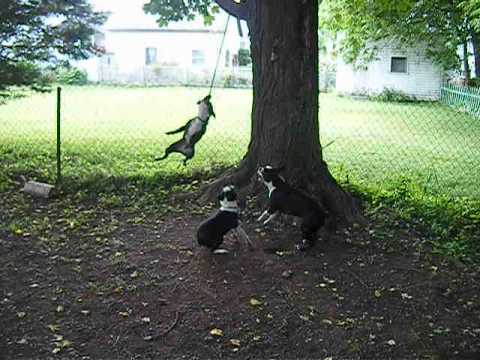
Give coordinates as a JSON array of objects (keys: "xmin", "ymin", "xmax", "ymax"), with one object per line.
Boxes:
[
  {"xmin": 56, "ymin": 305, "xmax": 64, "ymax": 313},
  {"xmin": 119, "ymin": 311, "xmax": 129, "ymax": 318},
  {"xmin": 141, "ymin": 317, "xmax": 151, "ymax": 323},
  {"xmin": 61, "ymin": 340, "xmax": 72, "ymax": 348},
  {"xmin": 52, "ymin": 348, "xmax": 61, "ymax": 354},
  {"xmin": 80, "ymin": 310, "xmax": 90, "ymax": 316},
  {"xmin": 47, "ymin": 324, "xmax": 60, "ymax": 333},
  {"xmin": 386, "ymin": 339, "xmax": 396, "ymax": 346},
  {"xmin": 253, "ymin": 336, "xmax": 261, "ymax": 341},
  {"xmin": 17, "ymin": 312, "xmax": 26, "ymax": 318},
  {"xmin": 230, "ymin": 339, "xmax": 241, "ymax": 347},
  {"xmin": 130, "ymin": 271, "xmax": 139, "ymax": 278},
  {"xmin": 374, "ymin": 290, "xmax": 382, "ymax": 298},
  {"xmin": 249, "ymin": 298, "xmax": 262, "ymax": 306},
  {"xmin": 210, "ymin": 328, "xmax": 224, "ymax": 337},
  {"xmin": 143, "ymin": 335, "xmax": 153, "ymax": 341},
  {"xmin": 322, "ymin": 319, "xmax": 333, "ymax": 325},
  {"xmin": 17, "ymin": 338, "xmax": 28, "ymax": 345},
  {"xmin": 299, "ymin": 315, "xmax": 310, "ymax": 321}
]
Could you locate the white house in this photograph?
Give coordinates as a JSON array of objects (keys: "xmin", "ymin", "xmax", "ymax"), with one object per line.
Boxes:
[
  {"xmin": 335, "ymin": 42, "xmax": 445, "ymax": 100},
  {"xmin": 78, "ymin": 0, "xmax": 251, "ymax": 86}
]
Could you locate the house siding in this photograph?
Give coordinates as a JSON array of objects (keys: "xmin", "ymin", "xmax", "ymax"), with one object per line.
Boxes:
[{"xmin": 336, "ymin": 44, "xmax": 444, "ymax": 100}]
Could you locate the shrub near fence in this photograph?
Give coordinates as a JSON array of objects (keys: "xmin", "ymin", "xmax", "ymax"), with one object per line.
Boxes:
[{"xmin": 441, "ymin": 83, "xmax": 480, "ymax": 117}]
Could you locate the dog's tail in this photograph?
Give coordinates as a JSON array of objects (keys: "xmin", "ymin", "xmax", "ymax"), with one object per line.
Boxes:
[{"xmin": 155, "ymin": 153, "xmax": 168, "ymax": 161}]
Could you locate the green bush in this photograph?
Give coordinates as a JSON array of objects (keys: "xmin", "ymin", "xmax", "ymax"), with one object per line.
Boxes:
[
  {"xmin": 56, "ymin": 67, "xmax": 88, "ymax": 85},
  {"xmin": 467, "ymin": 77, "xmax": 480, "ymax": 87},
  {"xmin": 238, "ymin": 48, "xmax": 251, "ymax": 66},
  {"xmin": 370, "ymin": 88, "xmax": 418, "ymax": 103}
]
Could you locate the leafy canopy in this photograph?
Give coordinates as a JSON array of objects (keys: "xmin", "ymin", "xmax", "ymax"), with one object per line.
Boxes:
[
  {"xmin": 0, "ymin": 0, "xmax": 106, "ymax": 92},
  {"xmin": 461, "ymin": 0, "xmax": 480, "ymax": 31},
  {"xmin": 320, "ymin": 0, "xmax": 470, "ymax": 71},
  {"xmin": 143, "ymin": 0, "xmax": 220, "ymax": 26}
]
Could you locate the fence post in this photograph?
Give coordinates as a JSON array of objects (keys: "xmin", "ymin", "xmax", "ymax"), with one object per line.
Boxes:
[{"xmin": 56, "ymin": 86, "xmax": 62, "ymax": 183}]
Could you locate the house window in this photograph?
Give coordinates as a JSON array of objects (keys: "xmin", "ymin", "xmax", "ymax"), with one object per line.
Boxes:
[
  {"xmin": 192, "ymin": 50, "xmax": 205, "ymax": 66},
  {"xmin": 391, "ymin": 57, "xmax": 407, "ymax": 73},
  {"xmin": 145, "ymin": 47, "xmax": 157, "ymax": 65}
]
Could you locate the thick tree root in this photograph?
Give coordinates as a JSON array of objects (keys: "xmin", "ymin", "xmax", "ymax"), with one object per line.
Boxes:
[{"xmin": 194, "ymin": 158, "xmax": 363, "ymax": 227}]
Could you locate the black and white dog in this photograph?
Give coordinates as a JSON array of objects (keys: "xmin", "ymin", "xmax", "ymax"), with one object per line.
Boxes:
[
  {"xmin": 257, "ymin": 165, "xmax": 327, "ymax": 251},
  {"xmin": 156, "ymin": 95, "xmax": 216, "ymax": 166},
  {"xmin": 197, "ymin": 185, "xmax": 253, "ymax": 254}
]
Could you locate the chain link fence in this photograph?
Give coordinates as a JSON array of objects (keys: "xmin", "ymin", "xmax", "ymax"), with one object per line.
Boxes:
[{"xmin": 0, "ymin": 84, "xmax": 479, "ymax": 198}]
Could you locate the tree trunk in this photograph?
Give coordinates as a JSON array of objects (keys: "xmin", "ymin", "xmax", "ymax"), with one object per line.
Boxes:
[
  {"xmin": 202, "ymin": 0, "xmax": 360, "ymax": 223},
  {"xmin": 463, "ymin": 40, "xmax": 471, "ymax": 84},
  {"xmin": 471, "ymin": 31, "xmax": 480, "ymax": 78}
]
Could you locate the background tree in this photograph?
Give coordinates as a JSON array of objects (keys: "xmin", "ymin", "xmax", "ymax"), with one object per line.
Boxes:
[
  {"xmin": 461, "ymin": 0, "xmax": 480, "ymax": 78},
  {"xmin": 320, "ymin": 0, "xmax": 475, "ymax": 80},
  {"xmin": 144, "ymin": 0, "xmax": 360, "ymax": 222},
  {"xmin": 0, "ymin": 0, "xmax": 106, "ymax": 93}
]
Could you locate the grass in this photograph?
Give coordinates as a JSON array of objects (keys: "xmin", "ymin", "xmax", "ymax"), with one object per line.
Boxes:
[{"xmin": 0, "ymin": 85, "xmax": 479, "ymax": 261}]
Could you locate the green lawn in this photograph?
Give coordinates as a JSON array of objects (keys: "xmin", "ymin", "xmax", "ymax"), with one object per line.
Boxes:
[{"xmin": 0, "ymin": 85, "xmax": 479, "ymax": 198}]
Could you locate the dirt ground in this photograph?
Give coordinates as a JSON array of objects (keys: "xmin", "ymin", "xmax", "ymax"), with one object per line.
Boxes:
[{"xmin": 1, "ymin": 190, "xmax": 480, "ymax": 360}]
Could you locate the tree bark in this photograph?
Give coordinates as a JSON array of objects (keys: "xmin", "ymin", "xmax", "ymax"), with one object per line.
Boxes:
[
  {"xmin": 471, "ymin": 31, "xmax": 480, "ymax": 78},
  {"xmin": 202, "ymin": 0, "xmax": 360, "ymax": 224},
  {"xmin": 463, "ymin": 40, "xmax": 471, "ymax": 84}
]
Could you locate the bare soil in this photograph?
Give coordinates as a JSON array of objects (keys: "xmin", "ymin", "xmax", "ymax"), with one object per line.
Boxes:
[{"xmin": 1, "ymin": 191, "xmax": 479, "ymax": 360}]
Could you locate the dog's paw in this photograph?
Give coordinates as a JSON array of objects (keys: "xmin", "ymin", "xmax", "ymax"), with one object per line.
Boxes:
[{"xmin": 212, "ymin": 249, "xmax": 229, "ymax": 255}]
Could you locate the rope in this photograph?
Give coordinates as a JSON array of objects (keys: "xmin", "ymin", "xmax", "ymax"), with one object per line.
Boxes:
[{"xmin": 208, "ymin": 15, "xmax": 231, "ymax": 96}]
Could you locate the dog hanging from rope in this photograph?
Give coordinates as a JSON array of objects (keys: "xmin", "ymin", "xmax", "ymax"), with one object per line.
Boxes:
[
  {"xmin": 156, "ymin": 16, "xmax": 231, "ymax": 166},
  {"xmin": 155, "ymin": 94, "xmax": 216, "ymax": 166}
]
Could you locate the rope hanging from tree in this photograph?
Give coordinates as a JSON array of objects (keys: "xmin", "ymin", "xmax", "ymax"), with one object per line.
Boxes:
[{"xmin": 208, "ymin": 14, "xmax": 231, "ymax": 96}]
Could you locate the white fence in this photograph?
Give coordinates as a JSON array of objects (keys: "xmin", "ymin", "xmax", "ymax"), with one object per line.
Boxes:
[{"xmin": 97, "ymin": 63, "xmax": 252, "ymax": 88}]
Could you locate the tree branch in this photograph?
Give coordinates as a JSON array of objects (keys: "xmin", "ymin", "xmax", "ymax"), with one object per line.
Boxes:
[{"xmin": 214, "ymin": 0, "xmax": 250, "ymax": 21}]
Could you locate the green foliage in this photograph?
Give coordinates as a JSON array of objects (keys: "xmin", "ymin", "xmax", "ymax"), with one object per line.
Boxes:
[
  {"xmin": 238, "ymin": 48, "xmax": 251, "ymax": 66},
  {"xmin": 0, "ymin": 0, "xmax": 106, "ymax": 93},
  {"xmin": 369, "ymin": 88, "xmax": 418, "ymax": 103},
  {"xmin": 320, "ymin": 0, "xmax": 467, "ymax": 71},
  {"xmin": 460, "ymin": 0, "xmax": 480, "ymax": 31},
  {"xmin": 144, "ymin": 0, "xmax": 218, "ymax": 27},
  {"xmin": 467, "ymin": 77, "xmax": 480, "ymax": 87},
  {"xmin": 55, "ymin": 68, "xmax": 89, "ymax": 86}
]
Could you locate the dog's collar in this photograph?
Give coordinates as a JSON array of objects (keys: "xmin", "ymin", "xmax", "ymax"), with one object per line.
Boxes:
[
  {"xmin": 197, "ymin": 115, "xmax": 209, "ymax": 123},
  {"xmin": 220, "ymin": 206, "xmax": 240, "ymax": 213}
]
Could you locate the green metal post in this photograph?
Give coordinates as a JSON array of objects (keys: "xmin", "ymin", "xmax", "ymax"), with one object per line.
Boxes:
[{"xmin": 56, "ymin": 86, "xmax": 62, "ymax": 183}]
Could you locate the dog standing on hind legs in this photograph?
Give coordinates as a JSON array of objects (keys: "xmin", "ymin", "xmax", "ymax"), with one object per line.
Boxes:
[
  {"xmin": 155, "ymin": 94, "xmax": 216, "ymax": 166},
  {"xmin": 257, "ymin": 165, "xmax": 328, "ymax": 251},
  {"xmin": 197, "ymin": 185, "xmax": 253, "ymax": 254}
]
